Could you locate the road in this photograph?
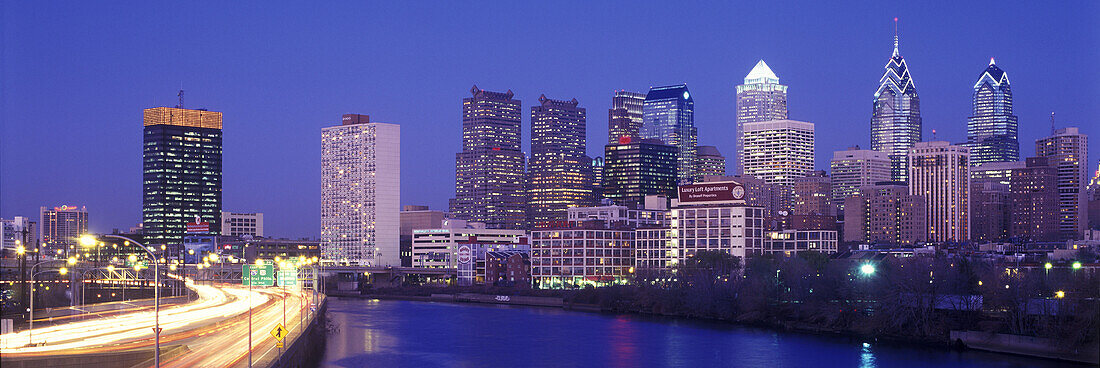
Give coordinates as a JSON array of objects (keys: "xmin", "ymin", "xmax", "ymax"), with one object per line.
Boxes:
[{"xmin": 1, "ymin": 276, "xmax": 320, "ymax": 368}]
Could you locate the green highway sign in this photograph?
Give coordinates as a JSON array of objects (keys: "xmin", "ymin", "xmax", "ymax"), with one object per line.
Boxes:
[
  {"xmin": 243, "ymin": 264, "xmax": 275, "ymax": 286},
  {"xmin": 277, "ymin": 267, "xmax": 298, "ymax": 287}
]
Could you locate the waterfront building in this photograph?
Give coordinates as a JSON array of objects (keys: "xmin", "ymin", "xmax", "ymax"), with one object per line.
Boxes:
[
  {"xmin": 220, "ymin": 211, "xmax": 264, "ymax": 237},
  {"xmin": 735, "ymin": 59, "xmax": 788, "ymax": 175},
  {"xmin": 741, "ymin": 119, "xmax": 815, "ymax": 209},
  {"xmin": 908, "ymin": 142, "xmax": 970, "ymax": 242},
  {"xmin": 871, "ymin": 32, "xmax": 922, "ymax": 182},
  {"xmin": 842, "ymin": 182, "xmax": 927, "ymax": 245},
  {"xmin": 143, "ymin": 106, "xmax": 223, "ymax": 247},
  {"xmin": 695, "ymin": 145, "xmax": 727, "ymax": 179},
  {"xmin": 527, "ymin": 95, "xmax": 594, "ymax": 226},
  {"xmin": 320, "ymin": 114, "xmax": 401, "ymax": 266},
  {"xmin": 1035, "ymin": 127, "xmax": 1089, "ymax": 239},
  {"xmin": 452, "ymin": 86, "xmax": 527, "ymax": 230},
  {"xmin": 1010, "ymin": 157, "xmax": 1061, "ymax": 242},
  {"xmin": 830, "ymin": 146, "xmax": 891, "ymax": 212},
  {"xmin": 764, "ymin": 229, "xmax": 838, "ymax": 256},
  {"xmin": 531, "ymin": 220, "xmax": 635, "ymax": 289},
  {"xmin": 966, "ymin": 58, "xmax": 1019, "ymax": 165},
  {"xmin": 601, "ymin": 137, "xmax": 678, "ymax": 208},
  {"xmin": 792, "ymin": 170, "xmax": 834, "ymax": 217},
  {"xmin": 607, "ymin": 90, "xmax": 646, "ymax": 144},
  {"xmin": 410, "ymin": 219, "xmax": 526, "ymax": 269},
  {"xmin": 484, "ymin": 251, "xmax": 531, "ymax": 287},
  {"xmin": 39, "ymin": 205, "xmax": 88, "ymax": 257},
  {"xmin": 400, "ymin": 205, "xmax": 448, "ymax": 267},
  {"xmin": 641, "ymin": 84, "xmax": 697, "ymax": 182}
]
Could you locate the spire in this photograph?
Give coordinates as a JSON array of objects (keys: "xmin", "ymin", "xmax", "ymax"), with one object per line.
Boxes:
[
  {"xmin": 989, "ymin": 57, "xmax": 995, "ymax": 66},
  {"xmin": 744, "ymin": 59, "xmax": 779, "ymax": 83},
  {"xmin": 892, "ymin": 17, "xmax": 899, "ymax": 57}
]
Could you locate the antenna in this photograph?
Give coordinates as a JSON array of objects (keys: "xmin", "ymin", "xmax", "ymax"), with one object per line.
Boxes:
[
  {"xmin": 932, "ymin": 128, "xmax": 937, "ymax": 141},
  {"xmin": 892, "ymin": 17, "xmax": 899, "ymax": 57},
  {"xmin": 1050, "ymin": 112, "xmax": 1055, "ymax": 135},
  {"xmin": 177, "ymin": 89, "xmax": 185, "ymax": 109}
]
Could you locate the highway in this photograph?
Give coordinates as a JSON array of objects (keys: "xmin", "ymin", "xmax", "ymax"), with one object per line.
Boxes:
[{"xmin": 1, "ymin": 276, "xmax": 319, "ymax": 368}]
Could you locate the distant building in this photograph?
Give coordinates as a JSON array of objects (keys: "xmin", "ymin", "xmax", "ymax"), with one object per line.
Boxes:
[
  {"xmin": 320, "ymin": 114, "xmax": 401, "ymax": 266},
  {"xmin": 908, "ymin": 142, "xmax": 970, "ymax": 242},
  {"xmin": 642, "ymin": 84, "xmax": 697, "ymax": 182},
  {"xmin": 741, "ymin": 119, "xmax": 815, "ymax": 209},
  {"xmin": 531, "ymin": 220, "xmax": 635, "ymax": 289},
  {"xmin": 735, "ymin": 60, "xmax": 788, "ymax": 175},
  {"xmin": 221, "ymin": 211, "xmax": 264, "ymax": 237},
  {"xmin": 565, "ymin": 200, "xmax": 669, "ymax": 228},
  {"xmin": 601, "ymin": 137, "xmax": 677, "ymax": 208},
  {"xmin": 1035, "ymin": 127, "xmax": 1089, "ymax": 239},
  {"xmin": 966, "ymin": 58, "xmax": 1019, "ymax": 166},
  {"xmin": 764, "ymin": 229, "xmax": 838, "ymax": 256},
  {"xmin": 484, "ymin": 251, "xmax": 531, "ymax": 287},
  {"xmin": 591, "ymin": 156, "xmax": 604, "ymax": 199},
  {"xmin": 452, "ymin": 86, "xmax": 527, "ymax": 230},
  {"xmin": 1, "ymin": 217, "xmax": 36, "ymax": 253},
  {"xmin": 40, "ymin": 205, "xmax": 88, "ymax": 257},
  {"xmin": 792, "ymin": 170, "xmax": 834, "ymax": 217},
  {"xmin": 843, "ymin": 182, "xmax": 927, "ymax": 245},
  {"xmin": 830, "ymin": 147, "xmax": 891, "ymax": 212},
  {"xmin": 1010, "ymin": 157, "xmax": 1060, "ymax": 242},
  {"xmin": 704, "ymin": 175, "xmax": 783, "ymax": 219},
  {"xmin": 695, "ymin": 145, "xmax": 726, "ymax": 180},
  {"xmin": 410, "ymin": 220, "xmax": 526, "ymax": 268},
  {"xmin": 871, "ymin": 33, "xmax": 922, "ymax": 182},
  {"xmin": 400, "ymin": 205, "xmax": 448, "ymax": 267},
  {"xmin": 970, "ymin": 181, "xmax": 1010, "ymax": 242},
  {"xmin": 607, "ymin": 90, "xmax": 646, "ymax": 144},
  {"xmin": 527, "ymin": 95, "xmax": 594, "ymax": 226}
]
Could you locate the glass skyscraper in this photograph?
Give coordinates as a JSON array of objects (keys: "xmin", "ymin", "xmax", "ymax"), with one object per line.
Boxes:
[
  {"xmin": 871, "ymin": 34, "xmax": 922, "ymax": 182},
  {"xmin": 642, "ymin": 84, "xmax": 697, "ymax": 183},
  {"xmin": 527, "ymin": 95, "xmax": 593, "ymax": 226},
  {"xmin": 607, "ymin": 90, "xmax": 645, "ymax": 144},
  {"xmin": 966, "ymin": 58, "xmax": 1019, "ymax": 165},
  {"xmin": 452, "ymin": 86, "xmax": 527, "ymax": 230},
  {"xmin": 601, "ymin": 138, "xmax": 677, "ymax": 207},
  {"xmin": 736, "ymin": 59, "xmax": 788, "ymax": 175}
]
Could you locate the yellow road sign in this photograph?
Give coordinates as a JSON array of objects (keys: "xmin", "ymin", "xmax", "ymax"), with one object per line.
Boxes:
[
  {"xmin": 276, "ymin": 342, "xmax": 284, "ymax": 348},
  {"xmin": 270, "ymin": 324, "xmax": 289, "ymax": 341}
]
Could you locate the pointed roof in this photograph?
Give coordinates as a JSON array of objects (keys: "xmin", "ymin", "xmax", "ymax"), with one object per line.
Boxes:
[
  {"xmin": 974, "ymin": 58, "xmax": 1009, "ymax": 88},
  {"xmin": 744, "ymin": 60, "xmax": 780, "ymax": 84}
]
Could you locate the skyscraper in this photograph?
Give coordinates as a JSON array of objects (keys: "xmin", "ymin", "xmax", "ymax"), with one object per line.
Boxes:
[
  {"xmin": 695, "ymin": 145, "xmax": 726, "ymax": 179},
  {"xmin": 528, "ymin": 95, "xmax": 593, "ymax": 226},
  {"xmin": 39, "ymin": 205, "xmax": 87, "ymax": 256},
  {"xmin": 908, "ymin": 142, "xmax": 970, "ymax": 242},
  {"xmin": 843, "ymin": 182, "xmax": 927, "ymax": 245},
  {"xmin": 452, "ymin": 86, "xmax": 527, "ymax": 230},
  {"xmin": 608, "ymin": 91, "xmax": 646, "ymax": 144},
  {"xmin": 321, "ymin": 114, "xmax": 401, "ymax": 266},
  {"xmin": 736, "ymin": 59, "xmax": 788, "ymax": 175},
  {"xmin": 741, "ymin": 119, "xmax": 815, "ymax": 209},
  {"xmin": 830, "ymin": 146, "xmax": 891, "ymax": 212},
  {"xmin": 1035, "ymin": 127, "xmax": 1089, "ymax": 239},
  {"xmin": 601, "ymin": 137, "xmax": 677, "ymax": 207},
  {"xmin": 871, "ymin": 29, "xmax": 922, "ymax": 182},
  {"xmin": 792, "ymin": 171, "xmax": 834, "ymax": 217},
  {"xmin": 642, "ymin": 84, "xmax": 697, "ymax": 183},
  {"xmin": 143, "ymin": 106, "xmax": 222, "ymax": 247},
  {"xmin": 966, "ymin": 58, "xmax": 1019, "ymax": 165},
  {"xmin": 1010, "ymin": 157, "xmax": 1060, "ymax": 242}
]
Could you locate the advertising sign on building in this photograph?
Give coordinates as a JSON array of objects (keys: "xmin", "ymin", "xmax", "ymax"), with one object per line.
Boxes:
[
  {"xmin": 457, "ymin": 245, "xmax": 474, "ymax": 286},
  {"xmin": 457, "ymin": 245, "xmax": 472, "ymax": 265},
  {"xmin": 677, "ymin": 181, "xmax": 746, "ymax": 204}
]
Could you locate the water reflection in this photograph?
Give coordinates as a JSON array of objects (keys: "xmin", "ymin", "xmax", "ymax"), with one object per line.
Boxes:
[{"xmin": 861, "ymin": 342, "xmax": 876, "ymax": 368}]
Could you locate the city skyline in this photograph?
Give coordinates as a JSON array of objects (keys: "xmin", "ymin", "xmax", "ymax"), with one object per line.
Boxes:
[{"xmin": 2, "ymin": 2, "xmax": 1098, "ymax": 238}]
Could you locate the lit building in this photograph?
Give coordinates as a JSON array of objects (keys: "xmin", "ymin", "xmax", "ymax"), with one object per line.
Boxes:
[
  {"xmin": 764, "ymin": 229, "xmax": 838, "ymax": 256},
  {"xmin": 142, "ymin": 106, "xmax": 223, "ymax": 247},
  {"xmin": 1010, "ymin": 157, "xmax": 1060, "ymax": 242},
  {"xmin": 843, "ymin": 182, "xmax": 927, "ymax": 245},
  {"xmin": 566, "ymin": 199, "xmax": 669, "ymax": 228},
  {"xmin": 452, "ymin": 86, "xmax": 527, "ymax": 230},
  {"xmin": 220, "ymin": 211, "xmax": 264, "ymax": 237},
  {"xmin": 704, "ymin": 175, "xmax": 783, "ymax": 219},
  {"xmin": 607, "ymin": 90, "xmax": 646, "ymax": 144},
  {"xmin": 736, "ymin": 60, "xmax": 788, "ymax": 175},
  {"xmin": 410, "ymin": 219, "xmax": 526, "ymax": 269},
  {"xmin": 695, "ymin": 145, "xmax": 727, "ymax": 179},
  {"xmin": 1, "ymin": 217, "xmax": 36, "ymax": 253},
  {"xmin": 39, "ymin": 205, "xmax": 88, "ymax": 256},
  {"xmin": 908, "ymin": 142, "xmax": 970, "ymax": 242},
  {"xmin": 741, "ymin": 119, "xmax": 815, "ymax": 209},
  {"xmin": 969, "ymin": 181, "xmax": 1010, "ymax": 242},
  {"xmin": 399, "ymin": 205, "xmax": 449, "ymax": 267},
  {"xmin": 966, "ymin": 58, "xmax": 1018, "ymax": 166},
  {"xmin": 320, "ymin": 114, "xmax": 401, "ymax": 266},
  {"xmin": 830, "ymin": 146, "xmax": 891, "ymax": 212},
  {"xmin": 871, "ymin": 32, "xmax": 922, "ymax": 181},
  {"xmin": 792, "ymin": 170, "xmax": 834, "ymax": 217},
  {"xmin": 484, "ymin": 251, "xmax": 531, "ymax": 287},
  {"xmin": 642, "ymin": 84, "xmax": 697, "ymax": 182},
  {"xmin": 531, "ymin": 220, "xmax": 635, "ymax": 289},
  {"xmin": 1035, "ymin": 127, "xmax": 1089, "ymax": 240},
  {"xmin": 601, "ymin": 137, "xmax": 677, "ymax": 208},
  {"xmin": 592, "ymin": 156, "xmax": 605, "ymax": 199},
  {"xmin": 528, "ymin": 95, "xmax": 594, "ymax": 226}
]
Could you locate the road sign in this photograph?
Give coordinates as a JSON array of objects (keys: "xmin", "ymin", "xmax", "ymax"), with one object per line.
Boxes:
[
  {"xmin": 270, "ymin": 324, "xmax": 289, "ymax": 341},
  {"xmin": 244, "ymin": 264, "xmax": 275, "ymax": 286},
  {"xmin": 152, "ymin": 327, "xmax": 162, "ymax": 334},
  {"xmin": 277, "ymin": 266, "xmax": 298, "ymax": 287},
  {"xmin": 276, "ymin": 341, "xmax": 284, "ymax": 348}
]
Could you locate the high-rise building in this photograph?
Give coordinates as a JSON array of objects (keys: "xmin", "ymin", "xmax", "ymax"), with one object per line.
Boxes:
[
  {"xmin": 1035, "ymin": 127, "xmax": 1089, "ymax": 239},
  {"xmin": 966, "ymin": 58, "xmax": 1019, "ymax": 165},
  {"xmin": 792, "ymin": 171, "xmax": 834, "ymax": 216},
  {"xmin": 741, "ymin": 119, "xmax": 815, "ymax": 210},
  {"xmin": 592, "ymin": 156, "xmax": 605, "ymax": 200},
  {"xmin": 908, "ymin": 142, "xmax": 970, "ymax": 242},
  {"xmin": 830, "ymin": 146, "xmax": 891, "ymax": 212},
  {"xmin": 843, "ymin": 182, "xmax": 927, "ymax": 245},
  {"xmin": 971, "ymin": 161, "xmax": 1025, "ymax": 187},
  {"xmin": 220, "ymin": 211, "xmax": 264, "ymax": 237},
  {"xmin": 871, "ymin": 31, "xmax": 922, "ymax": 182},
  {"xmin": 607, "ymin": 91, "xmax": 646, "ymax": 144},
  {"xmin": 452, "ymin": 86, "xmax": 527, "ymax": 230},
  {"xmin": 695, "ymin": 145, "xmax": 726, "ymax": 179},
  {"xmin": 736, "ymin": 59, "xmax": 788, "ymax": 175},
  {"xmin": 320, "ymin": 114, "xmax": 401, "ymax": 266},
  {"xmin": 39, "ymin": 205, "xmax": 88, "ymax": 256},
  {"xmin": 601, "ymin": 137, "xmax": 677, "ymax": 207},
  {"xmin": 969, "ymin": 181, "xmax": 1010, "ymax": 242},
  {"xmin": 642, "ymin": 84, "xmax": 697, "ymax": 182},
  {"xmin": 528, "ymin": 95, "xmax": 594, "ymax": 226},
  {"xmin": 143, "ymin": 106, "xmax": 223, "ymax": 247},
  {"xmin": 1010, "ymin": 157, "xmax": 1060, "ymax": 242},
  {"xmin": 1, "ymin": 216, "xmax": 36, "ymax": 252}
]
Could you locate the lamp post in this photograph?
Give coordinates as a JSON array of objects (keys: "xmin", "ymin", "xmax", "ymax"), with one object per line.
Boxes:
[
  {"xmin": 27, "ymin": 258, "xmax": 75, "ymax": 346},
  {"xmin": 83, "ymin": 234, "xmax": 161, "ymax": 368},
  {"xmin": 79, "ymin": 265, "xmax": 117, "ymax": 310}
]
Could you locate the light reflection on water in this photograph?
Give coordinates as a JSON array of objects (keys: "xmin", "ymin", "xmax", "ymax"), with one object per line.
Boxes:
[{"xmin": 320, "ymin": 298, "xmax": 1075, "ymax": 368}]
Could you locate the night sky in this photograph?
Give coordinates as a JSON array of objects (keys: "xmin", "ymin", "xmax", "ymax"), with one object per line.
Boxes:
[{"xmin": 2, "ymin": 1, "xmax": 1097, "ymax": 238}]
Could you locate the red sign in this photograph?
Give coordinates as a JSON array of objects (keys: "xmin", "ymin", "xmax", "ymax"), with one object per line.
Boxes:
[
  {"xmin": 678, "ymin": 181, "xmax": 745, "ymax": 203},
  {"xmin": 186, "ymin": 222, "xmax": 210, "ymax": 234},
  {"xmin": 457, "ymin": 245, "xmax": 472, "ymax": 265}
]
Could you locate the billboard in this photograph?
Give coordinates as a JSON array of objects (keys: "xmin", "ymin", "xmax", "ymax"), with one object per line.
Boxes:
[{"xmin": 677, "ymin": 181, "xmax": 746, "ymax": 204}]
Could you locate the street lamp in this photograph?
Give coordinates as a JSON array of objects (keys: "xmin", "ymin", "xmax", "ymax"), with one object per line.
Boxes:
[
  {"xmin": 86, "ymin": 234, "xmax": 163, "ymax": 368},
  {"xmin": 860, "ymin": 264, "xmax": 876, "ymax": 276},
  {"xmin": 27, "ymin": 259, "xmax": 75, "ymax": 346},
  {"xmin": 1072, "ymin": 262, "xmax": 1082, "ymax": 270}
]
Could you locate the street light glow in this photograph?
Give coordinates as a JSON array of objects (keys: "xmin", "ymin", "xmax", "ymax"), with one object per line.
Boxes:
[
  {"xmin": 79, "ymin": 234, "xmax": 97, "ymax": 247},
  {"xmin": 1044, "ymin": 262, "xmax": 1052, "ymax": 270},
  {"xmin": 860, "ymin": 264, "xmax": 876, "ymax": 276},
  {"xmin": 1072, "ymin": 262, "xmax": 1082, "ymax": 270}
]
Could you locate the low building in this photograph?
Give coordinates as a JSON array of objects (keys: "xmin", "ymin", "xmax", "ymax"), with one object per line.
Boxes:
[
  {"xmin": 531, "ymin": 220, "xmax": 635, "ymax": 289},
  {"xmin": 485, "ymin": 251, "xmax": 531, "ymax": 286},
  {"xmin": 411, "ymin": 219, "xmax": 526, "ymax": 268},
  {"xmin": 764, "ymin": 229, "xmax": 838, "ymax": 256},
  {"xmin": 456, "ymin": 241, "xmax": 531, "ymax": 286},
  {"xmin": 220, "ymin": 211, "xmax": 264, "ymax": 237},
  {"xmin": 400, "ymin": 205, "xmax": 449, "ymax": 267}
]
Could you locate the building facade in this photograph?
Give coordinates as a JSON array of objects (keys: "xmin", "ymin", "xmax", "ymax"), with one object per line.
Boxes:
[
  {"xmin": 531, "ymin": 221, "xmax": 635, "ymax": 289},
  {"xmin": 1010, "ymin": 157, "xmax": 1061, "ymax": 242},
  {"xmin": 39, "ymin": 205, "xmax": 88, "ymax": 256},
  {"xmin": 399, "ymin": 205, "xmax": 449, "ymax": 267},
  {"xmin": 637, "ymin": 202, "xmax": 765, "ymax": 269},
  {"xmin": 601, "ymin": 138, "xmax": 678, "ymax": 208},
  {"xmin": 452, "ymin": 86, "xmax": 527, "ymax": 230},
  {"xmin": 966, "ymin": 59, "xmax": 1019, "ymax": 165},
  {"xmin": 566, "ymin": 201, "xmax": 669, "ymax": 228},
  {"xmin": 735, "ymin": 59, "xmax": 788, "ymax": 175},
  {"xmin": 320, "ymin": 114, "xmax": 401, "ymax": 266},
  {"xmin": 695, "ymin": 145, "xmax": 726, "ymax": 179},
  {"xmin": 1, "ymin": 216, "xmax": 36, "ymax": 253},
  {"xmin": 607, "ymin": 90, "xmax": 646, "ymax": 144},
  {"xmin": 142, "ymin": 106, "xmax": 223, "ymax": 247},
  {"xmin": 871, "ymin": 35, "xmax": 922, "ymax": 182},
  {"xmin": 528, "ymin": 95, "xmax": 594, "ymax": 226},
  {"xmin": 792, "ymin": 170, "xmax": 834, "ymax": 217},
  {"xmin": 1035, "ymin": 127, "xmax": 1089, "ymax": 239},
  {"xmin": 410, "ymin": 220, "xmax": 526, "ymax": 268},
  {"xmin": 642, "ymin": 84, "xmax": 697, "ymax": 182},
  {"xmin": 830, "ymin": 146, "xmax": 891, "ymax": 212},
  {"xmin": 843, "ymin": 182, "xmax": 927, "ymax": 245},
  {"xmin": 741, "ymin": 119, "xmax": 815, "ymax": 209},
  {"xmin": 969, "ymin": 181, "xmax": 1010, "ymax": 242},
  {"xmin": 908, "ymin": 142, "xmax": 970, "ymax": 242},
  {"xmin": 220, "ymin": 211, "xmax": 264, "ymax": 237},
  {"xmin": 764, "ymin": 229, "xmax": 838, "ymax": 256}
]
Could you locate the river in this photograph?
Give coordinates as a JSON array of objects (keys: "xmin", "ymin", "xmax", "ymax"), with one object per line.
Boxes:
[{"xmin": 320, "ymin": 297, "xmax": 1071, "ymax": 368}]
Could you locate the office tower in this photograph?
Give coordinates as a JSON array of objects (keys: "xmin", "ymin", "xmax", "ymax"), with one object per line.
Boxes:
[
  {"xmin": 969, "ymin": 181, "xmax": 1010, "ymax": 242},
  {"xmin": 321, "ymin": 114, "xmax": 401, "ymax": 266},
  {"xmin": 1035, "ymin": 127, "xmax": 1089, "ymax": 239},
  {"xmin": 908, "ymin": 142, "xmax": 970, "ymax": 242},
  {"xmin": 971, "ymin": 161, "xmax": 1025, "ymax": 187},
  {"xmin": 830, "ymin": 146, "xmax": 891, "ymax": 212},
  {"xmin": 592, "ymin": 156, "xmax": 605, "ymax": 200},
  {"xmin": 792, "ymin": 171, "xmax": 834, "ymax": 216},
  {"xmin": 143, "ymin": 106, "xmax": 222, "ymax": 247},
  {"xmin": 642, "ymin": 84, "xmax": 697, "ymax": 182},
  {"xmin": 528, "ymin": 95, "xmax": 594, "ymax": 225},
  {"xmin": 1010, "ymin": 157, "xmax": 1060, "ymax": 242},
  {"xmin": 966, "ymin": 58, "xmax": 1019, "ymax": 165},
  {"xmin": 695, "ymin": 145, "xmax": 727, "ymax": 179},
  {"xmin": 39, "ymin": 205, "xmax": 88, "ymax": 256},
  {"xmin": 607, "ymin": 91, "xmax": 646, "ymax": 144},
  {"xmin": 1, "ymin": 216, "xmax": 36, "ymax": 252},
  {"xmin": 843, "ymin": 182, "xmax": 927, "ymax": 244},
  {"xmin": 736, "ymin": 59, "xmax": 789, "ymax": 175},
  {"xmin": 220, "ymin": 211, "xmax": 264, "ymax": 237},
  {"xmin": 601, "ymin": 138, "xmax": 677, "ymax": 207},
  {"xmin": 452, "ymin": 86, "xmax": 527, "ymax": 230},
  {"xmin": 741, "ymin": 120, "xmax": 815, "ymax": 209},
  {"xmin": 871, "ymin": 31, "xmax": 922, "ymax": 181}
]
